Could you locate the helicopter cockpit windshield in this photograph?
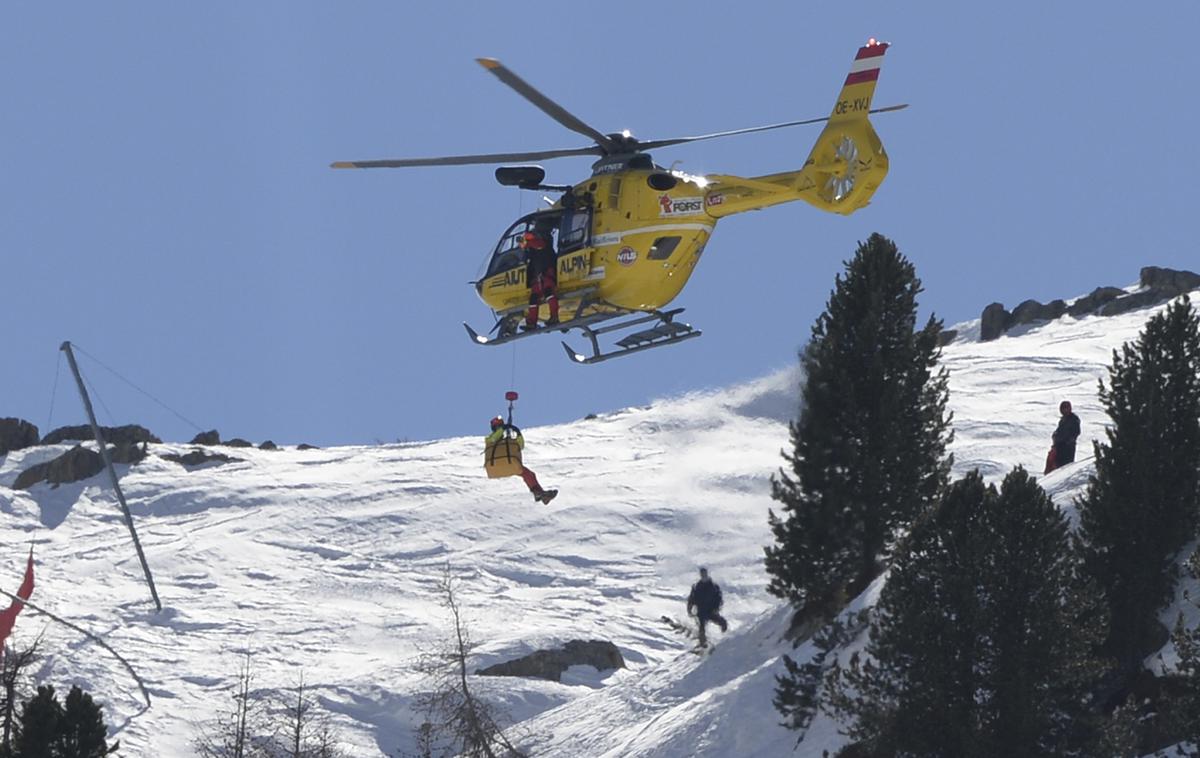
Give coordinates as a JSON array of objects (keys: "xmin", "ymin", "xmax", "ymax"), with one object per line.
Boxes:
[{"xmin": 478, "ymin": 211, "xmax": 560, "ymax": 281}]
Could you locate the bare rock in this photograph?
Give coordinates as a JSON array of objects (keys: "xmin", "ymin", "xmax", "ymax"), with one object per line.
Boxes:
[
  {"xmin": 189, "ymin": 430, "xmax": 220, "ymax": 445},
  {"xmin": 1100, "ymin": 290, "xmax": 1167, "ymax": 317},
  {"xmin": 41, "ymin": 424, "xmax": 161, "ymax": 446},
  {"xmin": 1008, "ymin": 298, "xmax": 1067, "ymax": 328},
  {"xmin": 12, "ymin": 463, "xmax": 50, "ymax": 490},
  {"xmin": 0, "ymin": 418, "xmax": 39, "ymax": 455},
  {"xmin": 161, "ymin": 449, "xmax": 242, "ymax": 468},
  {"xmin": 1068, "ymin": 286, "xmax": 1126, "ymax": 317},
  {"xmin": 224, "ymin": 438, "xmax": 253, "ymax": 448},
  {"xmin": 109, "ymin": 441, "xmax": 148, "ymax": 465},
  {"xmin": 1140, "ymin": 266, "xmax": 1200, "ymax": 296},
  {"xmin": 936, "ymin": 329, "xmax": 958, "ymax": 347},
  {"xmin": 476, "ymin": 639, "xmax": 625, "ymax": 682},
  {"xmin": 980, "ymin": 302, "xmax": 1010, "ymax": 341},
  {"xmin": 14, "ymin": 445, "xmax": 104, "ymax": 489},
  {"xmin": 259, "ymin": 440, "xmax": 278, "ymax": 451},
  {"xmin": 297, "ymin": 443, "xmax": 320, "ymax": 451}
]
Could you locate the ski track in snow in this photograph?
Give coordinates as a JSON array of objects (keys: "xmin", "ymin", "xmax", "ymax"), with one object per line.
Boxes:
[{"xmin": 0, "ymin": 289, "xmax": 1197, "ymax": 756}]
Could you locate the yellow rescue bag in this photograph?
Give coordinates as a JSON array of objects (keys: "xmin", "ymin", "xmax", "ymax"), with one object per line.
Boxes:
[{"xmin": 484, "ymin": 437, "xmax": 523, "ymax": 478}]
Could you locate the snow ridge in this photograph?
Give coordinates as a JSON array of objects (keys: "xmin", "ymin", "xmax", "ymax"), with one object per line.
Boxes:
[{"xmin": 0, "ymin": 291, "xmax": 1195, "ymax": 756}]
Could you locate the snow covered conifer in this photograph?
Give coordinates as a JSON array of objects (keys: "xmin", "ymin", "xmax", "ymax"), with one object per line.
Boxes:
[
  {"xmin": 826, "ymin": 468, "xmax": 1107, "ymax": 756},
  {"xmin": 1077, "ymin": 296, "xmax": 1200, "ymax": 675},
  {"xmin": 765, "ymin": 233, "xmax": 952, "ymax": 618}
]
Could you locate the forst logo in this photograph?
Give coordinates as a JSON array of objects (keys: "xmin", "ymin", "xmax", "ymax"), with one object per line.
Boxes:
[
  {"xmin": 617, "ymin": 246, "xmax": 638, "ymax": 266},
  {"xmin": 658, "ymin": 194, "xmax": 704, "ymax": 217}
]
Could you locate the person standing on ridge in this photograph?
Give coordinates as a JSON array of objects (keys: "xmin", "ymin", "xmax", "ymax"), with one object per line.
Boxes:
[
  {"xmin": 484, "ymin": 416, "xmax": 558, "ymax": 504},
  {"xmin": 521, "ymin": 228, "xmax": 559, "ymax": 331},
  {"xmin": 1051, "ymin": 400, "xmax": 1081, "ymax": 469},
  {"xmin": 1045, "ymin": 400, "xmax": 1082, "ymax": 473},
  {"xmin": 686, "ymin": 567, "xmax": 728, "ymax": 648}
]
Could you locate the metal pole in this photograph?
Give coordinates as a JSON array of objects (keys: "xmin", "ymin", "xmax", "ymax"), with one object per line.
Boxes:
[{"xmin": 59, "ymin": 341, "xmax": 162, "ymax": 612}]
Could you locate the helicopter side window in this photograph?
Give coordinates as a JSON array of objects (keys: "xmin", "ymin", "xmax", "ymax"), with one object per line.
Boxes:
[
  {"xmin": 647, "ymin": 236, "xmax": 681, "ymax": 260},
  {"xmin": 558, "ymin": 207, "xmax": 591, "ymax": 253}
]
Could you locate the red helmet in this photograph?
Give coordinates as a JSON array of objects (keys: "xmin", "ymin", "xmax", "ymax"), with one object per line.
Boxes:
[
  {"xmin": 490, "ymin": 416, "xmax": 504, "ymax": 430},
  {"xmin": 521, "ymin": 231, "xmax": 544, "ymax": 249}
]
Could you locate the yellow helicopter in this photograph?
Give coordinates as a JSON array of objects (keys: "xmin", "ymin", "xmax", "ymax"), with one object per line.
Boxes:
[{"xmin": 333, "ymin": 39, "xmax": 903, "ymax": 363}]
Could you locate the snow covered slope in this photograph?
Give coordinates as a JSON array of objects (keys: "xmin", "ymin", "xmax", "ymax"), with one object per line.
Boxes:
[{"xmin": 0, "ymin": 286, "xmax": 1196, "ymax": 756}]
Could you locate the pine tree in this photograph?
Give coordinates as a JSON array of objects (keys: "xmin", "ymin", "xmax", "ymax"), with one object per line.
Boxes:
[
  {"xmin": 13, "ymin": 685, "xmax": 62, "ymax": 757},
  {"xmin": 11, "ymin": 685, "xmax": 116, "ymax": 758},
  {"xmin": 826, "ymin": 469, "xmax": 1107, "ymax": 756},
  {"xmin": 58, "ymin": 686, "xmax": 116, "ymax": 758},
  {"xmin": 982, "ymin": 467, "xmax": 1108, "ymax": 755},
  {"xmin": 1076, "ymin": 296, "xmax": 1200, "ymax": 675},
  {"xmin": 765, "ymin": 233, "xmax": 952, "ymax": 618},
  {"xmin": 1161, "ymin": 548, "xmax": 1200, "ymax": 748}
]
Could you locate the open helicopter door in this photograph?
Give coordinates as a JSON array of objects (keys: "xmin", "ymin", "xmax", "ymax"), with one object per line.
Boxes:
[{"xmin": 484, "ymin": 391, "xmax": 524, "ymax": 478}]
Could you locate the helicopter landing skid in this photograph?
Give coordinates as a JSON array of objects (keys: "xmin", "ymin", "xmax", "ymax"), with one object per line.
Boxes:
[
  {"xmin": 463, "ymin": 308, "xmax": 625, "ymax": 348},
  {"xmin": 463, "ymin": 307, "xmax": 701, "ymax": 363},
  {"xmin": 560, "ymin": 308, "xmax": 701, "ymax": 364}
]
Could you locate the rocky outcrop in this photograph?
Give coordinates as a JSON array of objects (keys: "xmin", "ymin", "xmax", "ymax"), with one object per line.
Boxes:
[
  {"xmin": 978, "ymin": 266, "xmax": 1199, "ymax": 341},
  {"xmin": 161, "ymin": 449, "xmax": 242, "ymax": 468},
  {"xmin": 476, "ymin": 640, "xmax": 625, "ymax": 682},
  {"xmin": 259, "ymin": 440, "xmax": 278, "ymax": 451},
  {"xmin": 1140, "ymin": 265, "xmax": 1200, "ymax": 296},
  {"xmin": 0, "ymin": 418, "xmax": 39, "ymax": 455},
  {"xmin": 1009, "ymin": 298, "xmax": 1067, "ymax": 327},
  {"xmin": 296, "ymin": 443, "xmax": 320, "ymax": 451},
  {"xmin": 1067, "ymin": 286, "xmax": 1125, "ymax": 317},
  {"xmin": 14, "ymin": 442, "xmax": 148, "ymax": 489},
  {"xmin": 189, "ymin": 429, "xmax": 220, "ymax": 446},
  {"xmin": 14, "ymin": 445, "xmax": 104, "ymax": 489},
  {"xmin": 41, "ymin": 424, "xmax": 161, "ymax": 446},
  {"xmin": 980, "ymin": 303, "xmax": 1010, "ymax": 341},
  {"xmin": 109, "ymin": 441, "xmax": 148, "ymax": 465},
  {"xmin": 1100, "ymin": 289, "xmax": 1166, "ymax": 317},
  {"xmin": 224, "ymin": 438, "xmax": 253, "ymax": 448}
]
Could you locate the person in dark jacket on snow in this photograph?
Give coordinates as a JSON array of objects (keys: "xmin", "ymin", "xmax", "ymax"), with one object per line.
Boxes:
[
  {"xmin": 1051, "ymin": 400, "xmax": 1081, "ymax": 468},
  {"xmin": 686, "ymin": 567, "xmax": 728, "ymax": 648}
]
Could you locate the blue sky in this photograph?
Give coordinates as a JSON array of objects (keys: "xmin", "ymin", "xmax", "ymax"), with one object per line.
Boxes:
[{"xmin": 4, "ymin": 2, "xmax": 1198, "ymax": 446}]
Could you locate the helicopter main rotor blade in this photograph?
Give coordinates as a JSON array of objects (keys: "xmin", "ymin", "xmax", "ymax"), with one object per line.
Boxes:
[
  {"xmin": 476, "ymin": 58, "xmax": 617, "ymax": 154},
  {"xmin": 331, "ymin": 145, "xmax": 604, "ymax": 169},
  {"xmin": 634, "ymin": 103, "xmax": 909, "ymax": 151}
]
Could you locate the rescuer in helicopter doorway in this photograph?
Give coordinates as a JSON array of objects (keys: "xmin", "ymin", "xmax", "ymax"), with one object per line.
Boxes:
[{"xmin": 521, "ymin": 227, "xmax": 559, "ymax": 331}]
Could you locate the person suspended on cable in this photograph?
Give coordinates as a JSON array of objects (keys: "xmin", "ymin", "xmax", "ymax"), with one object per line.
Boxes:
[
  {"xmin": 483, "ymin": 415, "xmax": 558, "ymax": 504},
  {"xmin": 521, "ymin": 226, "xmax": 559, "ymax": 331}
]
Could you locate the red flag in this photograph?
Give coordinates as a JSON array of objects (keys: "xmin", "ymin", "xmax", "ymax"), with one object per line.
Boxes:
[{"xmin": 0, "ymin": 550, "xmax": 35, "ymax": 648}]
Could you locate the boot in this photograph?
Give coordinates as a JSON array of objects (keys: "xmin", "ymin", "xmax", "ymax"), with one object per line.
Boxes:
[
  {"xmin": 538, "ymin": 489, "xmax": 558, "ymax": 505},
  {"xmin": 545, "ymin": 296, "xmax": 560, "ymax": 326}
]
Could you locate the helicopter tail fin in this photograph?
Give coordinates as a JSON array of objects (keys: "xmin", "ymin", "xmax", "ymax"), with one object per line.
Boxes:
[
  {"xmin": 828, "ymin": 40, "xmax": 889, "ymax": 123},
  {"xmin": 702, "ymin": 40, "xmax": 898, "ymax": 219},
  {"xmin": 794, "ymin": 40, "xmax": 893, "ymax": 214}
]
